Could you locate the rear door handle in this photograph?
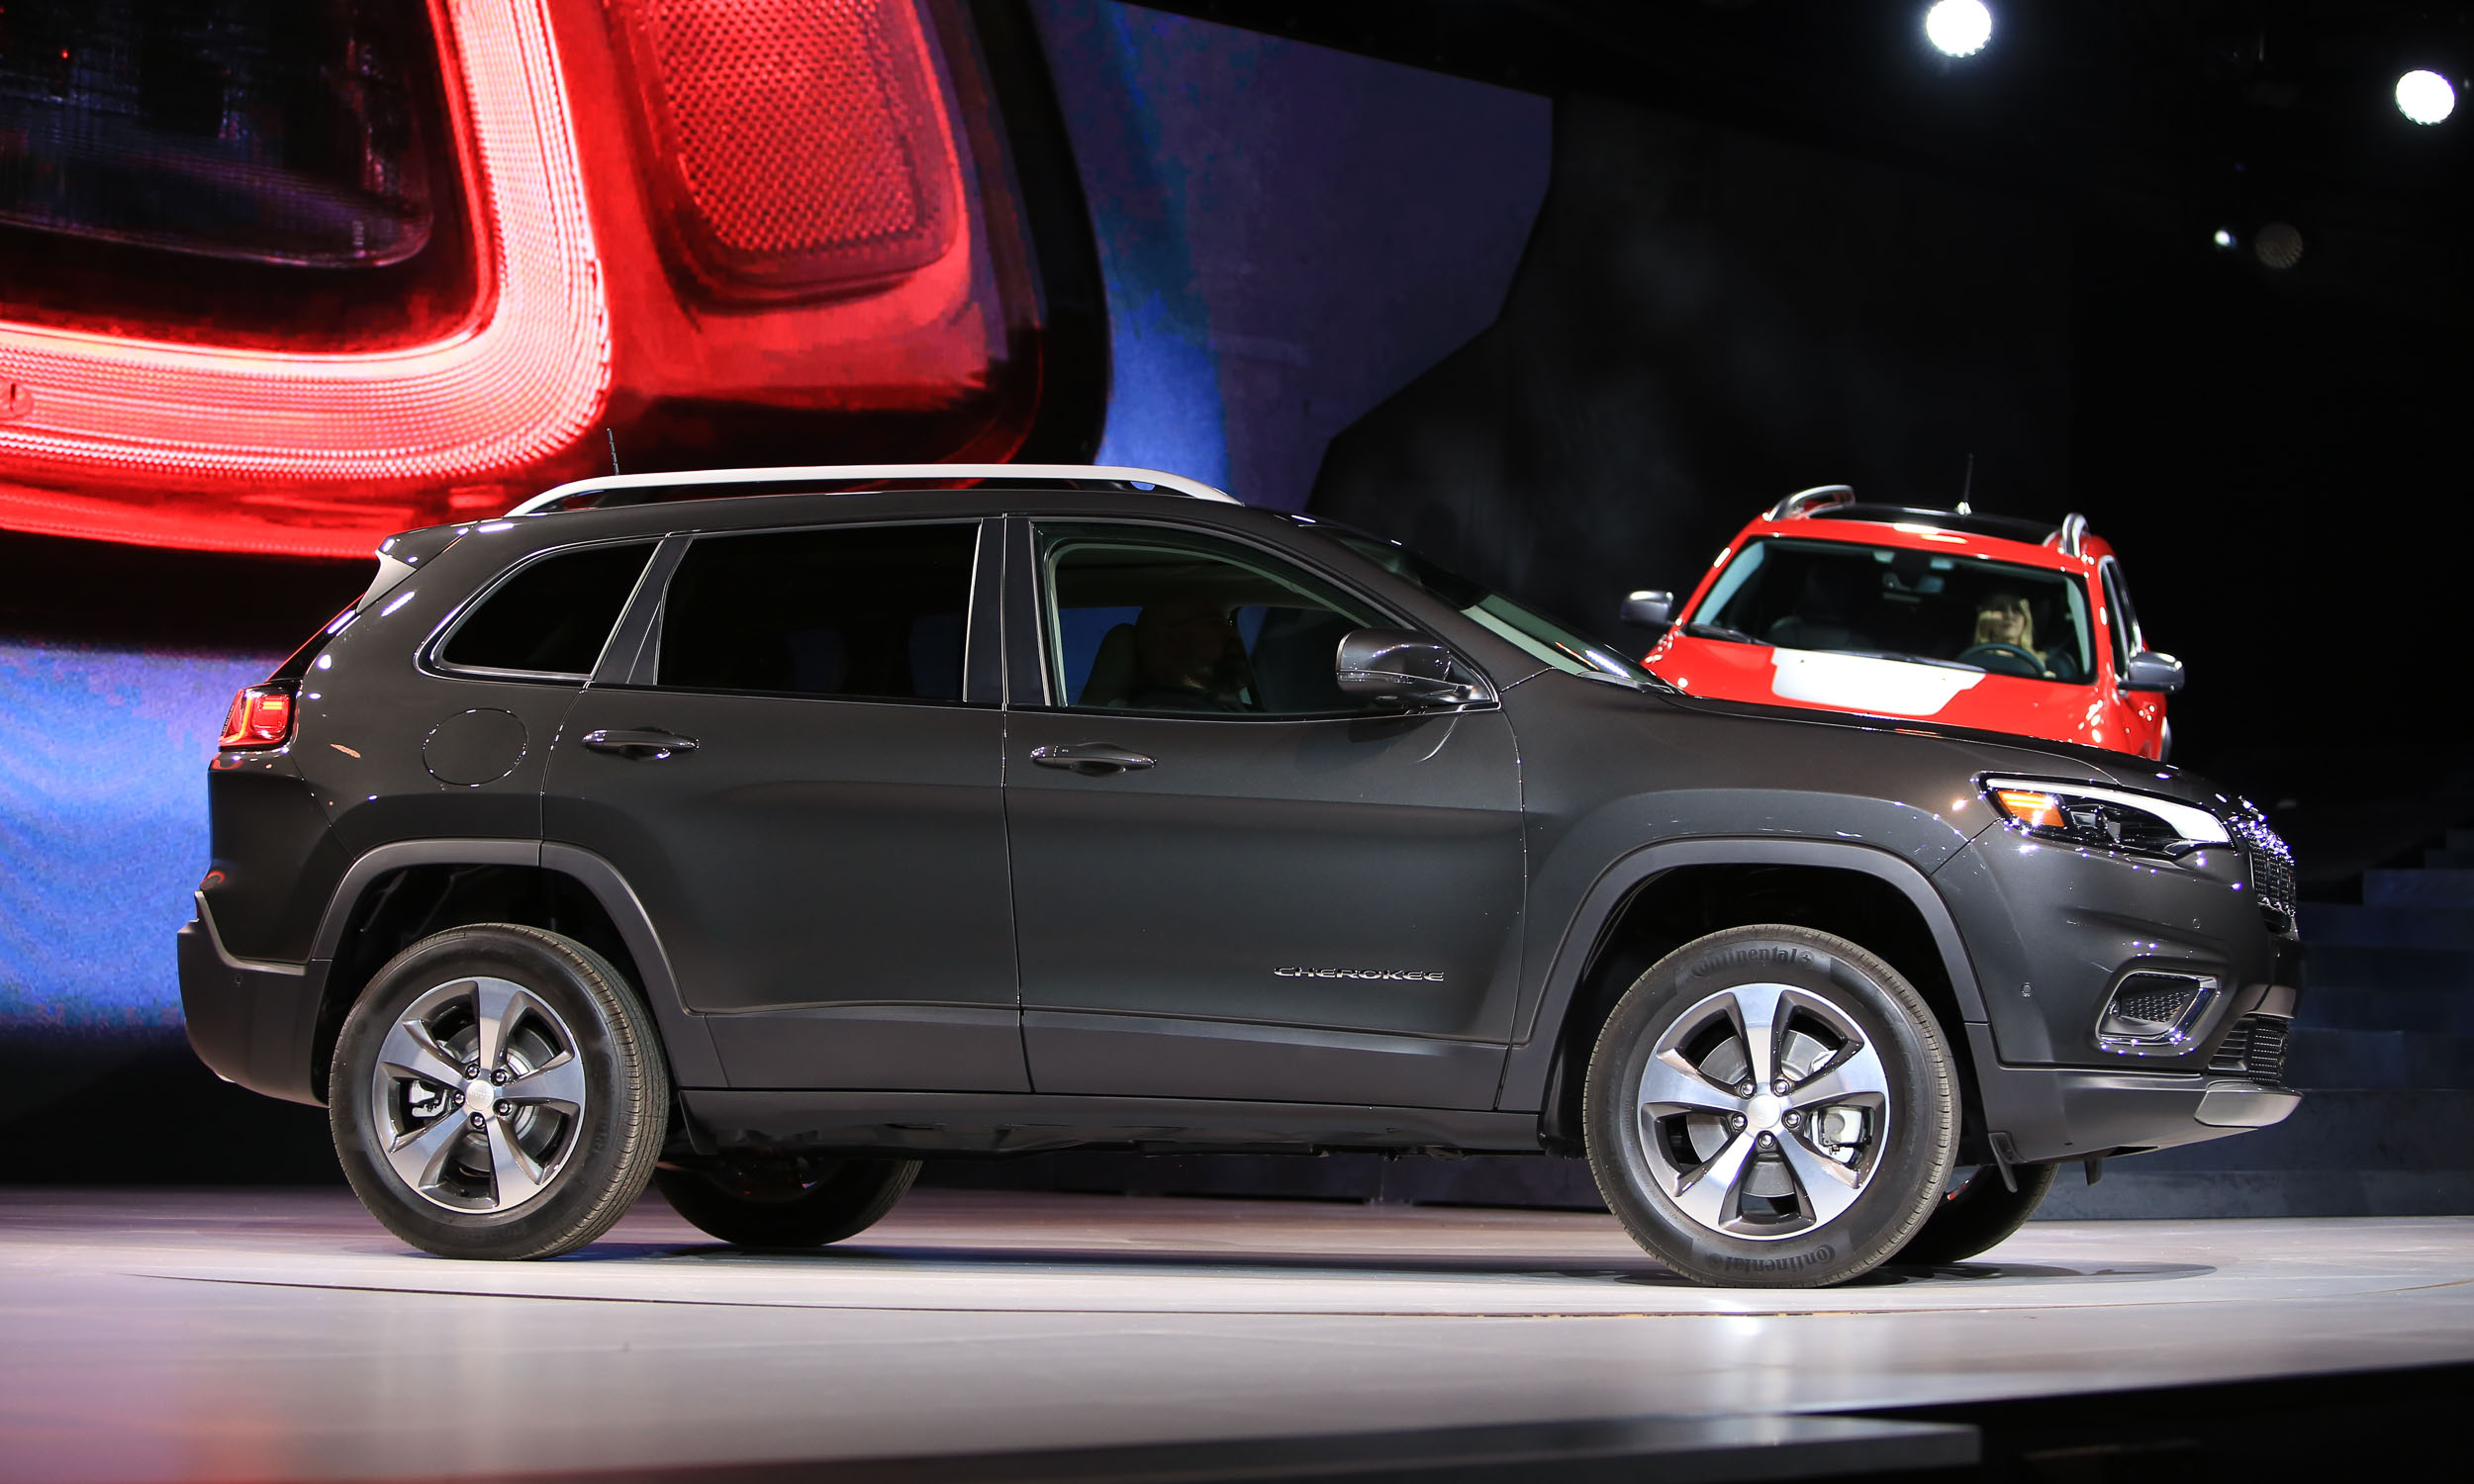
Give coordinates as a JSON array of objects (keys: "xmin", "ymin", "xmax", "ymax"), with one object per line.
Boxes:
[
  {"xmin": 580, "ymin": 727, "xmax": 699, "ymax": 761},
  {"xmin": 1029, "ymin": 742, "xmax": 1156, "ymax": 776}
]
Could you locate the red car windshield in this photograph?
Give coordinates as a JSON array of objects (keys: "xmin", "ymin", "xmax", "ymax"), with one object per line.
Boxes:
[{"xmin": 1687, "ymin": 537, "xmax": 2095, "ymax": 684}]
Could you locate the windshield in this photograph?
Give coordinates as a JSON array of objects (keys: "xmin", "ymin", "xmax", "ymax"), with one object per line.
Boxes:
[
  {"xmin": 1316, "ymin": 530, "xmax": 1652, "ymax": 685},
  {"xmin": 1688, "ymin": 537, "xmax": 2093, "ymax": 684}
]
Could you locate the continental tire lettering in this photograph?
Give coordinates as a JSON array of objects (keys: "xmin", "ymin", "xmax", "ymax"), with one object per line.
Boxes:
[
  {"xmin": 1274, "ymin": 968, "xmax": 1447, "ymax": 982},
  {"xmin": 1717, "ymin": 1245, "xmax": 1837, "ymax": 1272},
  {"xmin": 1690, "ymin": 946, "xmax": 1818, "ymax": 978}
]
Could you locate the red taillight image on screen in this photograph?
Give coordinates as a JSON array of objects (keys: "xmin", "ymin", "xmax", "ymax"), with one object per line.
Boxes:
[{"xmin": 0, "ymin": 0, "xmax": 1080, "ymax": 558}]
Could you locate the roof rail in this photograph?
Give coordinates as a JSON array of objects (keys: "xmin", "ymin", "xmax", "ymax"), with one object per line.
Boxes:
[
  {"xmin": 504, "ymin": 463, "xmax": 1240, "ymax": 517},
  {"xmin": 2049, "ymin": 511, "xmax": 2088, "ymax": 557},
  {"xmin": 1766, "ymin": 484, "xmax": 1856, "ymax": 521}
]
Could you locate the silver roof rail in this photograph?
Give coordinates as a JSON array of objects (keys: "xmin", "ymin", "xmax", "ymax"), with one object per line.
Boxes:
[
  {"xmin": 2050, "ymin": 511, "xmax": 2088, "ymax": 557},
  {"xmin": 505, "ymin": 463, "xmax": 1240, "ymax": 517},
  {"xmin": 1766, "ymin": 484, "xmax": 1855, "ymax": 521}
]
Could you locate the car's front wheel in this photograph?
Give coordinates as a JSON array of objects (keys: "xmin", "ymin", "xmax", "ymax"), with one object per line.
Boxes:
[
  {"xmin": 330, "ymin": 924, "xmax": 670, "ymax": 1260},
  {"xmin": 654, "ymin": 1155, "xmax": 920, "ymax": 1248},
  {"xmin": 1582, "ymin": 924, "xmax": 1957, "ymax": 1287}
]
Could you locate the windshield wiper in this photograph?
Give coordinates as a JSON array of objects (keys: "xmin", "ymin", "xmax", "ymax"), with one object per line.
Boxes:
[{"xmin": 1681, "ymin": 622, "xmax": 1758, "ymax": 644}]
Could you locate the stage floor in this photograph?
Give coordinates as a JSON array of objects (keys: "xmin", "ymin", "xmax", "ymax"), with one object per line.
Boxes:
[{"xmin": 4, "ymin": 1188, "xmax": 2472, "ymax": 1482}]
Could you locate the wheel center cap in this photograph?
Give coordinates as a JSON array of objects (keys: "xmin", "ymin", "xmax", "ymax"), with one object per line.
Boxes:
[
  {"xmin": 1744, "ymin": 1092, "xmax": 1784, "ymax": 1133},
  {"xmin": 466, "ymin": 1077, "xmax": 497, "ymax": 1112}
]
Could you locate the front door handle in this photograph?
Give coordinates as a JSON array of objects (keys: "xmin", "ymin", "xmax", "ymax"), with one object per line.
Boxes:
[
  {"xmin": 581, "ymin": 727, "xmax": 700, "ymax": 761},
  {"xmin": 1029, "ymin": 742, "xmax": 1156, "ymax": 777}
]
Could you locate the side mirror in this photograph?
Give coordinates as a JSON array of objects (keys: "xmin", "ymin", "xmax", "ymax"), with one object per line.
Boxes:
[
  {"xmin": 1620, "ymin": 590, "xmax": 1675, "ymax": 628},
  {"xmin": 2123, "ymin": 649, "xmax": 2185, "ymax": 695},
  {"xmin": 1336, "ymin": 628, "xmax": 1480, "ymax": 707}
]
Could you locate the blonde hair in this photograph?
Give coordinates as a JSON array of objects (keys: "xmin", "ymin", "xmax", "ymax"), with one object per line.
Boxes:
[{"xmin": 1973, "ymin": 592, "xmax": 2036, "ymax": 651}]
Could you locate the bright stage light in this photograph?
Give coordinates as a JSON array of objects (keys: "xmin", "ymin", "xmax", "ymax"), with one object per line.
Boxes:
[
  {"xmin": 2396, "ymin": 69, "xmax": 2456, "ymax": 125},
  {"xmin": 2213, "ymin": 229, "xmax": 2236, "ymax": 249},
  {"xmin": 1925, "ymin": 1, "xmax": 1993, "ymax": 59}
]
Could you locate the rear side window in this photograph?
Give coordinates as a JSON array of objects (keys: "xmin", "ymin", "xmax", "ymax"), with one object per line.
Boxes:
[
  {"xmin": 437, "ymin": 542, "xmax": 655, "ymax": 678},
  {"xmin": 659, "ymin": 523, "xmax": 977, "ymax": 701}
]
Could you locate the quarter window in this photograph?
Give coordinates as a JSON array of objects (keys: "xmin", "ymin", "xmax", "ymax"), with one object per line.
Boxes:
[
  {"xmin": 1037, "ymin": 525, "xmax": 1389, "ymax": 716},
  {"xmin": 659, "ymin": 523, "xmax": 977, "ymax": 701},
  {"xmin": 437, "ymin": 541, "xmax": 655, "ymax": 678}
]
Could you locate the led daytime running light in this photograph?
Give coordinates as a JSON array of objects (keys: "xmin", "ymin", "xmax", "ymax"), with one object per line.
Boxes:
[{"xmin": 1983, "ymin": 776, "xmax": 2231, "ymax": 856}]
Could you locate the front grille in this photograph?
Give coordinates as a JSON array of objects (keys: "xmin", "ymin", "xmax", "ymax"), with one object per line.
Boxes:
[
  {"xmin": 2210, "ymin": 1014, "xmax": 2291, "ymax": 1085},
  {"xmin": 2229, "ymin": 809, "xmax": 2297, "ymax": 931}
]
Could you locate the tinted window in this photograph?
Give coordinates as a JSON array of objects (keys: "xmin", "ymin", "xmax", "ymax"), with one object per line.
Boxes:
[
  {"xmin": 660, "ymin": 524, "xmax": 977, "ymax": 701},
  {"xmin": 438, "ymin": 542, "xmax": 654, "ymax": 677},
  {"xmin": 1039, "ymin": 525, "xmax": 1386, "ymax": 715}
]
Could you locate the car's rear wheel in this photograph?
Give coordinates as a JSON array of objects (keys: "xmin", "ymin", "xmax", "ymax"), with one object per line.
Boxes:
[
  {"xmin": 1582, "ymin": 924, "xmax": 1957, "ymax": 1287},
  {"xmin": 330, "ymin": 924, "xmax": 669, "ymax": 1260},
  {"xmin": 1892, "ymin": 1161, "xmax": 2059, "ymax": 1266},
  {"xmin": 654, "ymin": 1155, "xmax": 920, "ymax": 1247}
]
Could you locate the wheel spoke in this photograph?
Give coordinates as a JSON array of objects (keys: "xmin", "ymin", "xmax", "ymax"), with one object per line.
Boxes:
[
  {"xmin": 376, "ymin": 1019, "xmax": 463, "ymax": 1091},
  {"xmin": 384, "ymin": 1111, "xmax": 470, "ymax": 1194},
  {"xmin": 1669, "ymin": 1128, "xmax": 1758, "ymax": 1230},
  {"xmin": 484, "ymin": 1115, "xmax": 549, "ymax": 1208},
  {"xmin": 1777, "ymin": 1129, "xmax": 1865, "ymax": 1226},
  {"xmin": 1787, "ymin": 1039, "xmax": 1889, "ymax": 1109},
  {"xmin": 1723, "ymin": 981, "xmax": 1791, "ymax": 1087},
  {"xmin": 1639, "ymin": 1049, "xmax": 1745, "ymax": 1115},
  {"xmin": 470, "ymin": 977, "xmax": 544, "ymax": 1073},
  {"xmin": 503, "ymin": 1052, "xmax": 585, "ymax": 1112}
]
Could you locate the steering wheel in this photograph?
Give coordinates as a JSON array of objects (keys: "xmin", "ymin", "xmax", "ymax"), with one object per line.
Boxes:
[{"xmin": 1954, "ymin": 642, "xmax": 2047, "ymax": 679}]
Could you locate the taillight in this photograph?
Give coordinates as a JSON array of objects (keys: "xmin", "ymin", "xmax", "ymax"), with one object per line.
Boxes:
[
  {"xmin": 218, "ymin": 684, "xmax": 298, "ymax": 751},
  {"xmin": 0, "ymin": 0, "xmax": 1080, "ymax": 560}
]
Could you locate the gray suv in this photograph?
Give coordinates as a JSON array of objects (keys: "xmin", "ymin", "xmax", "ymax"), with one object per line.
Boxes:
[{"xmin": 178, "ymin": 464, "xmax": 2301, "ymax": 1287}]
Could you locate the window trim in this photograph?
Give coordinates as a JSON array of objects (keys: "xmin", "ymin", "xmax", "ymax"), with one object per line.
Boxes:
[
  {"xmin": 1008, "ymin": 515, "xmax": 1491, "ymax": 719},
  {"xmin": 422, "ymin": 535, "xmax": 667, "ymax": 686},
  {"xmin": 593, "ymin": 514, "xmax": 999, "ymax": 707}
]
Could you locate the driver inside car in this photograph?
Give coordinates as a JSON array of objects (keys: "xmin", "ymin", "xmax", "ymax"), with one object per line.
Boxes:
[
  {"xmin": 1968, "ymin": 591, "xmax": 2064, "ymax": 679},
  {"xmin": 1127, "ymin": 593, "xmax": 1255, "ymax": 711}
]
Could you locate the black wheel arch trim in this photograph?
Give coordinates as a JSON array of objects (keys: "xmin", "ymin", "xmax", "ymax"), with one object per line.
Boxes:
[
  {"xmin": 304, "ymin": 837, "xmax": 724, "ymax": 1091},
  {"xmin": 1497, "ymin": 836, "xmax": 1989, "ymax": 1113}
]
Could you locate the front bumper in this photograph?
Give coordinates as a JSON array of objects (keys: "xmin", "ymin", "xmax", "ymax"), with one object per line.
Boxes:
[
  {"xmin": 1966, "ymin": 1024, "xmax": 2300, "ymax": 1165},
  {"xmin": 177, "ymin": 904, "xmax": 324, "ymax": 1106}
]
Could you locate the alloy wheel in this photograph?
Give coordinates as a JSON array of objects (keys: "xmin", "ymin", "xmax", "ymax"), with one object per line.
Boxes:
[
  {"xmin": 368, "ymin": 974, "xmax": 589, "ymax": 1215},
  {"xmin": 1634, "ymin": 980, "xmax": 1891, "ymax": 1240}
]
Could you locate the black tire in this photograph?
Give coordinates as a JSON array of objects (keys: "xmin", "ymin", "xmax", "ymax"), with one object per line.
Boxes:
[
  {"xmin": 654, "ymin": 1155, "xmax": 920, "ymax": 1247},
  {"xmin": 1582, "ymin": 924, "xmax": 1957, "ymax": 1288},
  {"xmin": 330, "ymin": 924, "xmax": 670, "ymax": 1260},
  {"xmin": 1893, "ymin": 1161, "xmax": 2059, "ymax": 1266}
]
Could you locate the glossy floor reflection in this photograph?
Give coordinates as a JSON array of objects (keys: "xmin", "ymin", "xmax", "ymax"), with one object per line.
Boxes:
[{"xmin": 3, "ymin": 1188, "xmax": 2471, "ymax": 1481}]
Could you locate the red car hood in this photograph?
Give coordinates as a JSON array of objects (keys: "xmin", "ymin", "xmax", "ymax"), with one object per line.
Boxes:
[{"xmin": 1650, "ymin": 635, "xmax": 2118, "ymax": 751}]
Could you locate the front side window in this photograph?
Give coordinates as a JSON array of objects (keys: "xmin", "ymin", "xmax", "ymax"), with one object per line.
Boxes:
[
  {"xmin": 1037, "ymin": 525, "xmax": 1390, "ymax": 716},
  {"xmin": 659, "ymin": 523, "xmax": 977, "ymax": 701},
  {"xmin": 1686, "ymin": 536, "xmax": 2095, "ymax": 685},
  {"xmin": 436, "ymin": 541, "xmax": 655, "ymax": 678}
]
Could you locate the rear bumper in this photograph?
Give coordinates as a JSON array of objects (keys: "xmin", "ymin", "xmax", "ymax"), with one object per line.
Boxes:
[
  {"xmin": 1967, "ymin": 1023, "xmax": 2299, "ymax": 1165},
  {"xmin": 177, "ymin": 901, "xmax": 324, "ymax": 1107}
]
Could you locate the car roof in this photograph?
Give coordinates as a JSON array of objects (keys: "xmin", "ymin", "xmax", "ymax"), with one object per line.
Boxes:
[{"xmin": 1743, "ymin": 487, "xmax": 2113, "ymax": 569}]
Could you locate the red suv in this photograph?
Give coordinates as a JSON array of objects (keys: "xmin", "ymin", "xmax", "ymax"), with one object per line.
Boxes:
[{"xmin": 1629, "ymin": 487, "xmax": 2182, "ymax": 759}]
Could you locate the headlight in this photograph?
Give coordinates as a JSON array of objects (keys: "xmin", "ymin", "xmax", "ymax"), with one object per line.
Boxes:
[{"xmin": 1983, "ymin": 777, "xmax": 2231, "ymax": 858}]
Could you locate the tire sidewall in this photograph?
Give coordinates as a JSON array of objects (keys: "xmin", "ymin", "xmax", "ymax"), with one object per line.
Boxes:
[
  {"xmin": 1584, "ymin": 925, "xmax": 1955, "ymax": 1287},
  {"xmin": 331, "ymin": 925, "xmax": 665, "ymax": 1259}
]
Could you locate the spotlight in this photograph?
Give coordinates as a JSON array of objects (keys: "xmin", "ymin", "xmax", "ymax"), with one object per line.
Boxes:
[
  {"xmin": 2212, "ymin": 229, "xmax": 2236, "ymax": 249},
  {"xmin": 1925, "ymin": 0, "xmax": 1992, "ymax": 58},
  {"xmin": 2396, "ymin": 69, "xmax": 2456, "ymax": 125}
]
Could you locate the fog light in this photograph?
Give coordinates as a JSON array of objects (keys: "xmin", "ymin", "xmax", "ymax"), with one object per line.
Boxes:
[{"xmin": 2097, "ymin": 973, "xmax": 2218, "ymax": 1052}]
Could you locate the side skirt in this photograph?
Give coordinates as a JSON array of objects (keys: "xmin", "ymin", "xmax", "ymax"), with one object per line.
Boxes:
[{"xmin": 679, "ymin": 1090, "xmax": 1545, "ymax": 1158}]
